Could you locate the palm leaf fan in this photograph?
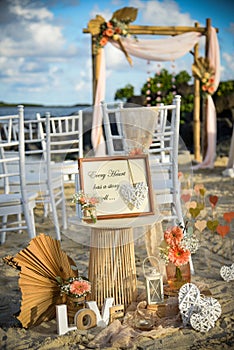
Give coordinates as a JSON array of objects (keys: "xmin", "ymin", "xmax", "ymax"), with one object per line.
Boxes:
[
  {"xmin": 111, "ymin": 7, "xmax": 138, "ymax": 23},
  {"xmin": 11, "ymin": 233, "xmax": 78, "ymax": 328}
]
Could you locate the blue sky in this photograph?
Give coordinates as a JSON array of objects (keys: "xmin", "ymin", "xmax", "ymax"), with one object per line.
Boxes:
[{"xmin": 0, "ymin": 0, "xmax": 233, "ymax": 105}]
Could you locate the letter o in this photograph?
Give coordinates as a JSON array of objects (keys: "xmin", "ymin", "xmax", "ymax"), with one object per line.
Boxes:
[{"xmin": 74, "ymin": 309, "xmax": 97, "ymax": 330}]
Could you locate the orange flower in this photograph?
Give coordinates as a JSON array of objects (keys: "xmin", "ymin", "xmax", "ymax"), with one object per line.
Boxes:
[
  {"xmin": 115, "ymin": 27, "xmax": 122, "ymax": 34},
  {"xmin": 168, "ymin": 245, "xmax": 190, "ymax": 266},
  {"xmin": 208, "ymin": 86, "xmax": 215, "ymax": 94},
  {"xmin": 104, "ymin": 28, "xmax": 114, "ymax": 37},
  {"xmin": 164, "ymin": 226, "xmax": 183, "ymax": 246},
  {"xmin": 99, "ymin": 36, "xmax": 108, "ymax": 47},
  {"xmin": 106, "ymin": 21, "xmax": 113, "ymax": 28},
  {"xmin": 70, "ymin": 279, "xmax": 91, "ymax": 296}
]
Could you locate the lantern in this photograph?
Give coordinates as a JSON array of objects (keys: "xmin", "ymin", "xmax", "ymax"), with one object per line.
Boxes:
[{"xmin": 143, "ymin": 256, "xmax": 164, "ymax": 304}]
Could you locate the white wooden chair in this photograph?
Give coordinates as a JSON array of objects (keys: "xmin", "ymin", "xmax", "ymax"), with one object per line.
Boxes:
[
  {"xmin": 101, "ymin": 95, "xmax": 185, "ymax": 227},
  {"xmin": 43, "ymin": 112, "xmax": 83, "ymax": 183},
  {"xmin": 8, "ymin": 114, "xmax": 66, "ymax": 241},
  {"xmin": 0, "ymin": 105, "xmax": 37, "ymax": 244}
]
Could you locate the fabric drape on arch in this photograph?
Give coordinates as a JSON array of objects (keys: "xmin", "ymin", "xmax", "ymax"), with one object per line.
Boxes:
[{"xmin": 92, "ymin": 29, "xmax": 220, "ymax": 168}]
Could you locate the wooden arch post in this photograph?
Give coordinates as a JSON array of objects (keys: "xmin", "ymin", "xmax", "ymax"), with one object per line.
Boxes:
[{"xmin": 83, "ymin": 18, "xmax": 218, "ymax": 162}]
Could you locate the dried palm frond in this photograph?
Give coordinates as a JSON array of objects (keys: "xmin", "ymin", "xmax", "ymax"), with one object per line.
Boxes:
[{"xmin": 5, "ymin": 233, "xmax": 78, "ymax": 328}]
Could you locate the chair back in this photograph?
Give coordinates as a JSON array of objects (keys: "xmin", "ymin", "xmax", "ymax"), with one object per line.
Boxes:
[
  {"xmin": 0, "ymin": 106, "xmax": 26, "ymax": 193},
  {"xmin": 0, "ymin": 105, "xmax": 36, "ymax": 240},
  {"xmin": 41, "ymin": 112, "xmax": 83, "ymax": 182},
  {"xmin": 101, "ymin": 101, "xmax": 124, "ymax": 155}
]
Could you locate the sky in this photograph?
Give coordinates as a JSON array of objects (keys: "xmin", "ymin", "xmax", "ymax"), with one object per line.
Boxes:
[{"xmin": 0, "ymin": 0, "xmax": 233, "ymax": 106}]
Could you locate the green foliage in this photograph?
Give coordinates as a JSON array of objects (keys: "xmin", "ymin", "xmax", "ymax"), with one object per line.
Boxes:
[
  {"xmin": 114, "ymin": 84, "xmax": 134, "ymax": 101},
  {"xmin": 113, "ymin": 70, "xmax": 234, "ymax": 121},
  {"xmin": 216, "ymin": 80, "xmax": 234, "ymax": 96}
]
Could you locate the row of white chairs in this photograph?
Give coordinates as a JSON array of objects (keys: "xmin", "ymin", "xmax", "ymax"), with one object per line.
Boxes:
[
  {"xmin": 0, "ymin": 106, "xmax": 83, "ymax": 244},
  {"xmin": 0, "ymin": 96, "xmax": 186, "ymax": 249}
]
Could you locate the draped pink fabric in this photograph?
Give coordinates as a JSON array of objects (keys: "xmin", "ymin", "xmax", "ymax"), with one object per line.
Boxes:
[
  {"xmin": 91, "ymin": 30, "xmax": 220, "ymax": 161},
  {"xmin": 111, "ymin": 32, "xmax": 201, "ymax": 61},
  {"xmin": 91, "ymin": 49, "xmax": 106, "ymax": 156},
  {"xmin": 193, "ymin": 27, "xmax": 220, "ymax": 169}
]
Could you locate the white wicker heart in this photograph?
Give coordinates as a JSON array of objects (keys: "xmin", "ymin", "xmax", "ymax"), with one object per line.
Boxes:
[
  {"xmin": 178, "ymin": 283, "xmax": 201, "ymax": 326},
  {"xmin": 190, "ymin": 296, "xmax": 221, "ymax": 333},
  {"xmin": 220, "ymin": 263, "xmax": 234, "ymax": 282},
  {"xmin": 119, "ymin": 182, "xmax": 148, "ymax": 210},
  {"xmin": 178, "ymin": 283, "xmax": 222, "ymax": 332}
]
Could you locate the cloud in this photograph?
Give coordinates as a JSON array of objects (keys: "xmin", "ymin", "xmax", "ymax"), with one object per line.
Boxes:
[
  {"xmin": 222, "ymin": 52, "xmax": 234, "ymax": 80},
  {"xmin": 0, "ymin": 0, "xmax": 79, "ymax": 58},
  {"xmin": 130, "ymin": 0, "xmax": 195, "ymax": 26}
]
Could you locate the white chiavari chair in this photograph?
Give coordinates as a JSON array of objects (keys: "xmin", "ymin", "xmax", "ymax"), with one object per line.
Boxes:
[{"xmin": 0, "ymin": 105, "xmax": 37, "ymax": 244}]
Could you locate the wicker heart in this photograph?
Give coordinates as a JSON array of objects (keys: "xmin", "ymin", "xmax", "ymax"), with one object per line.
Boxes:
[
  {"xmin": 190, "ymin": 296, "xmax": 221, "ymax": 332},
  {"xmin": 119, "ymin": 182, "xmax": 148, "ymax": 210},
  {"xmin": 178, "ymin": 283, "xmax": 200, "ymax": 326},
  {"xmin": 207, "ymin": 220, "xmax": 219, "ymax": 232},
  {"xmin": 220, "ymin": 263, "xmax": 234, "ymax": 282},
  {"xmin": 194, "ymin": 220, "xmax": 207, "ymax": 232}
]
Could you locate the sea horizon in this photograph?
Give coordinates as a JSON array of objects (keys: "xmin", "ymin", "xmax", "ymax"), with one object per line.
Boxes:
[{"xmin": 0, "ymin": 105, "xmax": 91, "ymax": 120}]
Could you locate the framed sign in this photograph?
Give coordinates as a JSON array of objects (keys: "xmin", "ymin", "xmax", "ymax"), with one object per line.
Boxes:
[{"xmin": 78, "ymin": 155, "xmax": 154, "ymax": 220}]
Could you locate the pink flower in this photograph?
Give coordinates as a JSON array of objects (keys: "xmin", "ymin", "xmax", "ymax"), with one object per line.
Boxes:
[
  {"xmin": 89, "ymin": 197, "xmax": 99, "ymax": 205},
  {"xmin": 168, "ymin": 245, "xmax": 190, "ymax": 266},
  {"xmin": 70, "ymin": 279, "xmax": 91, "ymax": 296}
]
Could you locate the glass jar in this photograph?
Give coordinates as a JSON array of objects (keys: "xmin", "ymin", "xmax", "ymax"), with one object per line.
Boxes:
[{"xmin": 82, "ymin": 205, "xmax": 97, "ymax": 224}]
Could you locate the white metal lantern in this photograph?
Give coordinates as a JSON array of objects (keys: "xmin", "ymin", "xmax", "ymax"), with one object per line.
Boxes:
[{"xmin": 143, "ymin": 256, "xmax": 164, "ymax": 304}]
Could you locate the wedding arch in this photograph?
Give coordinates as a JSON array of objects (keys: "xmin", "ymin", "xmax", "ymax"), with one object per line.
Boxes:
[{"xmin": 83, "ymin": 7, "xmax": 220, "ymax": 168}]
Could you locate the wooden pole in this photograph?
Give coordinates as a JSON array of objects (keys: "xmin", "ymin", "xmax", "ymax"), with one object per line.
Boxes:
[
  {"xmin": 193, "ymin": 22, "xmax": 201, "ymax": 162},
  {"xmin": 202, "ymin": 18, "xmax": 212, "ymax": 159}
]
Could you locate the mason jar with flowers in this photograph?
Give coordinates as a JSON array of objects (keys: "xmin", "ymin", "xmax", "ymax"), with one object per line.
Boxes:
[
  {"xmin": 72, "ymin": 191, "xmax": 101, "ymax": 224},
  {"xmin": 159, "ymin": 225, "xmax": 199, "ymax": 293},
  {"xmin": 57, "ymin": 276, "xmax": 91, "ymax": 322}
]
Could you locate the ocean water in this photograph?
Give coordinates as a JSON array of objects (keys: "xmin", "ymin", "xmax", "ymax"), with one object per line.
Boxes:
[{"xmin": 0, "ymin": 105, "xmax": 90, "ymax": 120}]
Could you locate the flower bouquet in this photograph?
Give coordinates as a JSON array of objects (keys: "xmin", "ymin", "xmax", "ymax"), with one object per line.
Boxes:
[
  {"xmin": 57, "ymin": 276, "xmax": 91, "ymax": 322},
  {"xmin": 159, "ymin": 225, "xmax": 199, "ymax": 293},
  {"xmin": 72, "ymin": 191, "xmax": 101, "ymax": 223}
]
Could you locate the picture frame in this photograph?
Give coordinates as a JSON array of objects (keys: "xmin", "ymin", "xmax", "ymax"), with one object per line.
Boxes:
[{"xmin": 78, "ymin": 155, "xmax": 154, "ymax": 220}]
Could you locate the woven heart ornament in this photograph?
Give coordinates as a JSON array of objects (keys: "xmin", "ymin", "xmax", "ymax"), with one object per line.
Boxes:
[
  {"xmin": 178, "ymin": 283, "xmax": 222, "ymax": 332},
  {"xmin": 178, "ymin": 283, "xmax": 200, "ymax": 326},
  {"xmin": 119, "ymin": 182, "xmax": 148, "ymax": 210},
  {"xmin": 220, "ymin": 263, "xmax": 234, "ymax": 282},
  {"xmin": 190, "ymin": 296, "xmax": 221, "ymax": 332}
]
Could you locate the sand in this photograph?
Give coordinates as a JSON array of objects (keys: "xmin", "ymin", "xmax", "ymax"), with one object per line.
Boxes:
[{"xmin": 0, "ymin": 156, "xmax": 233, "ymax": 349}]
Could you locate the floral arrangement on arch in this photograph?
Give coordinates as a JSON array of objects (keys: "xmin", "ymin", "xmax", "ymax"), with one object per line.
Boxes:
[
  {"xmin": 87, "ymin": 7, "xmax": 138, "ymax": 64},
  {"xmin": 56, "ymin": 276, "xmax": 91, "ymax": 299},
  {"xmin": 159, "ymin": 224, "xmax": 199, "ymax": 268},
  {"xmin": 192, "ymin": 57, "xmax": 216, "ymax": 97}
]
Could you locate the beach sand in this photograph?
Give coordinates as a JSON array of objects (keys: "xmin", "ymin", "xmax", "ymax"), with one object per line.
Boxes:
[{"xmin": 0, "ymin": 156, "xmax": 233, "ymax": 349}]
